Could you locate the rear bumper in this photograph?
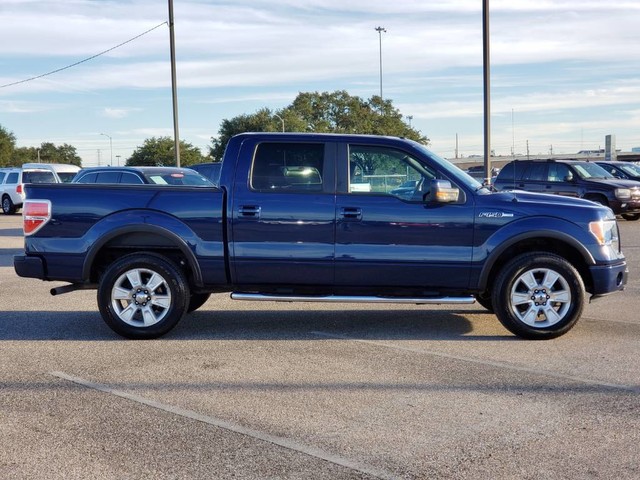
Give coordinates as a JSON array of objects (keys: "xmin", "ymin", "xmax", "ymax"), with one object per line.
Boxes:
[
  {"xmin": 589, "ymin": 261, "xmax": 628, "ymax": 296},
  {"xmin": 14, "ymin": 254, "xmax": 46, "ymax": 279}
]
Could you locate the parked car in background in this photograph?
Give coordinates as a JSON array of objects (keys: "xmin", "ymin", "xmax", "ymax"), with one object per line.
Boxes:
[
  {"xmin": 21, "ymin": 163, "xmax": 80, "ymax": 183},
  {"xmin": 595, "ymin": 161, "xmax": 640, "ymax": 182},
  {"xmin": 72, "ymin": 166, "xmax": 213, "ymax": 186},
  {"xmin": 494, "ymin": 159, "xmax": 640, "ymax": 221},
  {"xmin": 189, "ymin": 162, "xmax": 222, "ymax": 185},
  {"xmin": 1, "ymin": 163, "xmax": 80, "ymax": 214}
]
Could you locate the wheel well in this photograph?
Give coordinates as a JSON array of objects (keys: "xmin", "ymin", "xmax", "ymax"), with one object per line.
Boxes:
[
  {"xmin": 88, "ymin": 231, "xmax": 198, "ymax": 287},
  {"xmin": 583, "ymin": 193, "xmax": 609, "ymax": 206},
  {"xmin": 482, "ymin": 237, "xmax": 593, "ymax": 294}
]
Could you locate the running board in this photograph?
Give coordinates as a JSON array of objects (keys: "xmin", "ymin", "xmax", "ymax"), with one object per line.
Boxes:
[{"xmin": 230, "ymin": 293, "xmax": 476, "ymax": 305}]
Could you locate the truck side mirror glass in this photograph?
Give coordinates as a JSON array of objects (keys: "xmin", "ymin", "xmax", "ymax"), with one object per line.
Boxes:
[
  {"xmin": 427, "ymin": 179, "xmax": 459, "ymax": 204},
  {"xmin": 564, "ymin": 174, "xmax": 574, "ymax": 182}
]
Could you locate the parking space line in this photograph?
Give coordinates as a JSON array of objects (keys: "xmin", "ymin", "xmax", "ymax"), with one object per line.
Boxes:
[
  {"xmin": 50, "ymin": 371, "xmax": 396, "ymax": 480},
  {"xmin": 310, "ymin": 331, "xmax": 640, "ymax": 394}
]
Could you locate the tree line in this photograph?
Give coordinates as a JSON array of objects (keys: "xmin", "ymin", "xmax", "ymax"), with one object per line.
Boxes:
[{"xmin": 1, "ymin": 91, "xmax": 426, "ymax": 168}]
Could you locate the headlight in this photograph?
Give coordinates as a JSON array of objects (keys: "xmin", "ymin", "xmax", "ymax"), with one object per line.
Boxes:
[
  {"xmin": 615, "ymin": 188, "xmax": 631, "ymax": 200},
  {"xmin": 589, "ymin": 219, "xmax": 620, "ymax": 251}
]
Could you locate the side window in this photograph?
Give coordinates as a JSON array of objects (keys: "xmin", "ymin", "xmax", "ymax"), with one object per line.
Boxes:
[
  {"xmin": 120, "ymin": 173, "xmax": 144, "ymax": 184},
  {"xmin": 7, "ymin": 172, "xmax": 19, "ymax": 184},
  {"xmin": 95, "ymin": 171, "xmax": 122, "ymax": 183},
  {"xmin": 547, "ymin": 163, "xmax": 570, "ymax": 182},
  {"xmin": 522, "ymin": 163, "xmax": 546, "ymax": 181},
  {"xmin": 76, "ymin": 172, "xmax": 98, "ymax": 183},
  {"xmin": 0, "ymin": 172, "xmax": 5, "ymax": 184},
  {"xmin": 251, "ymin": 143, "xmax": 324, "ymax": 192},
  {"xmin": 348, "ymin": 145, "xmax": 434, "ymax": 202}
]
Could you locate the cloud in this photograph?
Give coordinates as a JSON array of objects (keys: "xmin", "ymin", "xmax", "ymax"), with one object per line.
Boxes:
[{"xmin": 101, "ymin": 107, "xmax": 139, "ymax": 119}]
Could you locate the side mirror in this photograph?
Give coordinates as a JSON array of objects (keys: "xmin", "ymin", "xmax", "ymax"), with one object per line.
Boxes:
[
  {"xmin": 428, "ymin": 179, "xmax": 459, "ymax": 204},
  {"xmin": 564, "ymin": 174, "xmax": 574, "ymax": 182}
]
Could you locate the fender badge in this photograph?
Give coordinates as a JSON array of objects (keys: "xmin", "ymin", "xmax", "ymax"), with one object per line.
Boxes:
[{"xmin": 478, "ymin": 212, "xmax": 514, "ymax": 218}]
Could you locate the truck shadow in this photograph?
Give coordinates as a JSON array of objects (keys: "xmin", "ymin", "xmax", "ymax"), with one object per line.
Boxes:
[{"xmin": 0, "ymin": 308, "xmax": 513, "ymax": 341}]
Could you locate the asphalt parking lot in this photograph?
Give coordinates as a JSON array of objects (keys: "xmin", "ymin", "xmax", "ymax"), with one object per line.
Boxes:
[{"xmin": 1, "ymin": 213, "xmax": 638, "ymax": 479}]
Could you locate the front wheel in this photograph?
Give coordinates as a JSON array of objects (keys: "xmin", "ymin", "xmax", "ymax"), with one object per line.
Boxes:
[
  {"xmin": 491, "ymin": 252, "xmax": 585, "ymax": 339},
  {"xmin": 98, "ymin": 253, "xmax": 190, "ymax": 339},
  {"xmin": 621, "ymin": 213, "xmax": 640, "ymax": 221}
]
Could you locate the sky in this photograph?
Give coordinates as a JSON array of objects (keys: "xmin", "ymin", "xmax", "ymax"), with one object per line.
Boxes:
[{"xmin": 1, "ymin": 0, "xmax": 640, "ymax": 167}]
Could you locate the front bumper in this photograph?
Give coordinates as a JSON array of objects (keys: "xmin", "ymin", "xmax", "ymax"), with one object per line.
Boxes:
[
  {"xmin": 14, "ymin": 254, "xmax": 46, "ymax": 279},
  {"xmin": 589, "ymin": 261, "xmax": 628, "ymax": 296}
]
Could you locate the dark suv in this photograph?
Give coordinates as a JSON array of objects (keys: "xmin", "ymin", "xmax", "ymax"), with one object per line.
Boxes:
[{"xmin": 494, "ymin": 159, "xmax": 640, "ymax": 220}]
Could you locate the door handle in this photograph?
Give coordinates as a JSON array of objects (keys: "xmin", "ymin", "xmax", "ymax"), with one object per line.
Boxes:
[
  {"xmin": 340, "ymin": 207, "xmax": 362, "ymax": 221},
  {"xmin": 239, "ymin": 205, "xmax": 261, "ymax": 218}
]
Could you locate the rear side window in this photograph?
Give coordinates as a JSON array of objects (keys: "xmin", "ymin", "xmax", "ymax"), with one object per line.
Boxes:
[
  {"xmin": 496, "ymin": 162, "xmax": 528, "ymax": 182},
  {"xmin": 251, "ymin": 143, "xmax": 324, "ymax": 192},
  {"xmin": 7, "ymin": 172, "xmax": 19, "ymax": 183}
]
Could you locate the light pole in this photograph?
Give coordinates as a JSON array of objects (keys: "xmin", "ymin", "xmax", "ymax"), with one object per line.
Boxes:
[
  {"xmin": 274, "ymin": 113, "xmax": 285, "ymax": 132},
  {"xmin": 100, "ymin": 133, "xmax": 113, "ymax": 166},
  {"xmin": 115, "ymin": 155, "xmax": 121, "ymax": 166},
  {"xmin": 375, "ymin": 26, "xmax": 386, "ymax": 101}
]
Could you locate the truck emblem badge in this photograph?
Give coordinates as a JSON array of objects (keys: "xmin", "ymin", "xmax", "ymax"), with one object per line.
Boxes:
[{"xmin": 479, "ymin": 212, "xmax": 514, "ymax": 218}]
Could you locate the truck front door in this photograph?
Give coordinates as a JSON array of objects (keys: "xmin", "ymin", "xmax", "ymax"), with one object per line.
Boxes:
[{"xmin": 335, "ymin": 143, "xmax": 474, "ymax": 291}]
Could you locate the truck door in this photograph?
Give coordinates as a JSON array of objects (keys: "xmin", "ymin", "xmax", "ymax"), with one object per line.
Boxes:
[
  {"xmin": 335, "ymin": 143, "xmax": 474, "ymax": 290},
  {"xmin": 230, "ymin": 140, "xmax": 336, "ymax": 288}
]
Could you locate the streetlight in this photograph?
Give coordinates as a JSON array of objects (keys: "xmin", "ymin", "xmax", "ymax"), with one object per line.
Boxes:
[
  {"xmin": 374, "ymin": 26, "xmax": 387, "ymax": 101},
  {"xmin": 100, "ymin": 133, "xmax": 113, "ymax": 166},
  {"xmin": 115, "ymin": 155, "xmax": 121, "ymax": 166},
  {"xmin": 274, "ymin": 113, "xmax": 285, "ymax": 132}
]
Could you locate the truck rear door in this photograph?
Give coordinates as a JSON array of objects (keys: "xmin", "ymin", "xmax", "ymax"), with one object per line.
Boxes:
[{"xmin": 229, "ymin": 139, "xmax": 337, "ymax": 288}]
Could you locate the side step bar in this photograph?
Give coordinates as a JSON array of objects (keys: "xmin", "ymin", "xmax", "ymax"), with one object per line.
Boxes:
[{"xmin": 231, "ymin": 293, "xmax": 476, "ymax": 305}]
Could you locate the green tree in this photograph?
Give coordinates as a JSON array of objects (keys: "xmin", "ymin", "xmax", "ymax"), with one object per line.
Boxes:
[
  {"xmin": 37, "ymin": 142, "xmax": 82, "ymax": 166},
  {"xmin": 0, "ymin": 124, "xmax": 17, "ymax": 167},
  {"xmin": 12, "ymin": 146, "xmax": 38, "ymax": 165},
  {"xmin": 209, "ymin": 90, "xmax": 428, "ymax": 159},
  {"xmin": 126, "ymin": 137, "xmax": 207, "ymax": 167}
]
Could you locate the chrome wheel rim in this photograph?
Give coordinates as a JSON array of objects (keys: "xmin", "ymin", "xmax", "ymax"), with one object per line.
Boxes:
[
  {"xmin": 110, "ymin": 268, "xmax": 172, "ymax": 327},
  {"xmin": 509, "ymin": 267, "xmax": 571, "ymax": 328}
]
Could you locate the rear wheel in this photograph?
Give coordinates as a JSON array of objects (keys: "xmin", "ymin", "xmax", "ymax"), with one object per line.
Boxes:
[
  {"xmin": 621, "ymin": 213, "xmax": 640, "ymax": 221},
  {"xmin": 491, "ymin": 252, "xmax": 585, "ymax": 339},
  {"xmin": 98, "ymin": 253, "xmax": 189, "ymax": 339},
  {"xmin": 2, "ymin": 195, "xmax": 16, "ymax": 215}
]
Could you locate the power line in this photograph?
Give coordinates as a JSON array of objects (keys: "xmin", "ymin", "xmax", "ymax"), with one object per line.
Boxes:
[{"xmin": 0, "ymin": 21, "xmax": 168, "ymax": 89}]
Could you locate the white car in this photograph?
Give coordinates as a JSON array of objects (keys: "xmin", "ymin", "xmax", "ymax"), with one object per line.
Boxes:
[{"xmin": 1, "ymin": 163, "xmax": 80, "ymax": 214}]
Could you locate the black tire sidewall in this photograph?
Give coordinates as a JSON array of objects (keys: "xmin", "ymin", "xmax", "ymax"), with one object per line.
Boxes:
[
  {"xmin": 98, "ymin": 253, "xmax": 190, "ymax": 339},
  {"xmin": 492, "ymin": 253, "xmax": 585, "ymax": 339}
]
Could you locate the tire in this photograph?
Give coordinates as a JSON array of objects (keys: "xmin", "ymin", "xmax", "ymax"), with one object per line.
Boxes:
[
  {"xmin": 491, "ymin": 252, "xmax": 585, "ymax": 340},
  {"xmin": 98, "ymin": 253, "xmax": 190, "ymax": 339},
  {"xmin": 621, "ymin": 213, "xmax": 640, "ymax": 221},
  {"xmin": 474, "ymin": 292, "xmax": 494, "ymax": 312},
  {"xmin": 187, "ymin": 293, "xmax": 211, "ymax": 313},
  {"xmin": 2, "ymin": 195, "xmax": 16, "ymax": 215}
]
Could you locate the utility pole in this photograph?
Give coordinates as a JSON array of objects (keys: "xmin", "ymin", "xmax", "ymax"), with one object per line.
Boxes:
[
  {"xmin": 482, "ymin": 0, "xmax": 492, "ymax": 185},
  {"xmin": 168, "ymin": 0, "xmax": 181, "ymax": 166},
  {"xmin": 375, "ymin": 26, "xmax": 386, "ymax": 102}
]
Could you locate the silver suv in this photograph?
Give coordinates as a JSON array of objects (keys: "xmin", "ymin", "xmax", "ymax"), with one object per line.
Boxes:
[{"xmin": 1, "ymin": 163, "xmax": 80, "ymax": 214}]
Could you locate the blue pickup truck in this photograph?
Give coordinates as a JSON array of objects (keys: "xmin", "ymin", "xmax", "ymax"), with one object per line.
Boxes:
[{"xmin": 14, "ymin": 133, "xmax": 628, "ymax": 339}]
